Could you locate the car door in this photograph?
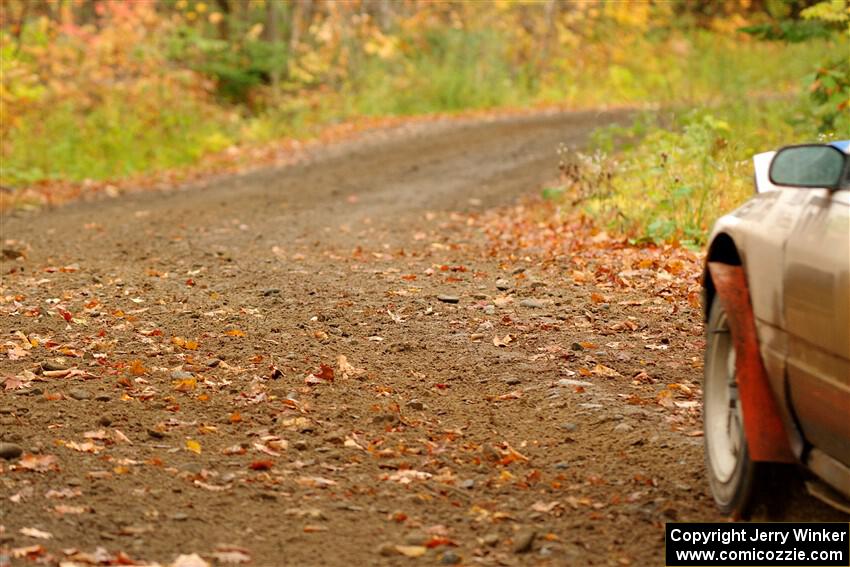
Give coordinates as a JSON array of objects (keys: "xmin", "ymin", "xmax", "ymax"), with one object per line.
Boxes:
[
  {"xmin": 734, "ymin": 184, "xmax": 809, "ymax": 401},
  {"xmin": 784, "ymin": 186, "xmax": 850, "ymax": 466}
]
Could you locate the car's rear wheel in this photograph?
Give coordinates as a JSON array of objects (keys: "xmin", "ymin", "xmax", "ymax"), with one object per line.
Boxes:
[{"xmin": 704, "ymin": 295, "xmax": 758, "ymax": 516}]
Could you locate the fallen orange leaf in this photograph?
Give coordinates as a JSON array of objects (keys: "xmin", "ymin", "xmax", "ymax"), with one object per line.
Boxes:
[
  {"xmin": 313, "ymin": 363, "xmax": 335, "ymax": 382},
  {"xmin": 15, "ymin": 454, "xmax": 59, "ymax": 472},
  {"xmin": 129, "ymin": 359, "xmax": 146, "ymax": 376},
  {"xmin": 174, "ymin": 378, "xmax": 197, "ymax": 392}
]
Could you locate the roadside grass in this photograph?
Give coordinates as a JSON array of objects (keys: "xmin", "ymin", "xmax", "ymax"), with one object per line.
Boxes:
[
  {"xmin": 340, "ymin": 29, "xmax": 833, "ymax": 116},
  {"xmin": 556, "ymin": 93, "xmax": 849, "ymax": 247},
  {"xmin": 539, "ymin": 30, "xmax": 828, "ymax": 107},
  {"xmin": 5, "ymin": 94, "xmax": 232, "ymax": 186},
  {"xmin": 1, "ymin": 28, "xmax": 840, "ymax": 192}
]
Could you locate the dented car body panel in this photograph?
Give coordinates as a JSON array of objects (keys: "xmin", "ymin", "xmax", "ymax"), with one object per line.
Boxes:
[{"xmin": 704, "ymin": 141, "xmax": 850, "ymax": 498}]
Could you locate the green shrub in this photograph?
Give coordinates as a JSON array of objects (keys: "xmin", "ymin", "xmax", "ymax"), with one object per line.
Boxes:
[
  {"xmin": 168, "ymin": 30, "xmax": 288, "ymax": 104},
  {"xmin": 564, "ymin": 94, "xmax": 844, "ymax": 246}
]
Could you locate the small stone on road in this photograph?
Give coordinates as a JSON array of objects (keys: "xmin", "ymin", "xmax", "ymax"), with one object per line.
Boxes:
[
  {"xmin": 513, "ymin": 529, "xmax": 536, "ymax": 554},
  {"xmin": 0, "ymin": 443, "xmax": 23, "ymax": 460},
  {"xmin": 68, "ymin": 388, "xmax": 92, "ymax": 401}
]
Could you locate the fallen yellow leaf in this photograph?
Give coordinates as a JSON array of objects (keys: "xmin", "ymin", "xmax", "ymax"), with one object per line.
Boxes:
[
  {"xmin": 395, "ymin": 545, "xmax": 427, "ymax": 558},
  {"xmin": 185, "ymin": 439, "xmax": 201, "ymax": 455}
]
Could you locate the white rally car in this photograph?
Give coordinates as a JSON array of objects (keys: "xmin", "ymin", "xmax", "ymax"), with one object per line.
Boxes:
[{"xmin": 701, "ymin": 142, "xmax": 850, "ymax": 516}]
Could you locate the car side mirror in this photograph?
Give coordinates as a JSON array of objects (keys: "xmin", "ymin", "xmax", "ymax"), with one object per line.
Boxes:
[{"xmin": 769, "ymin": 144, "xmax": 847, "ymax": 190}]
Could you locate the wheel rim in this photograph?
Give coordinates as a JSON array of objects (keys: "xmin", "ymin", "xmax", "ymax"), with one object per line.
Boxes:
[{"xmin": 705, "ymin": 310, "xmax": 743, "ymax": 484}]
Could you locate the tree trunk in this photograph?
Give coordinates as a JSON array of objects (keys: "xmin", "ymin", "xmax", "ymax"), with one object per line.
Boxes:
[
  {"xmin": 214, "ymin": 0, "xmax": 230, "ymax": 40},
  {"xmin": 289, "ymin": 0, "xmax": 314, "ymax": 53},
  {"xmin": 8, "ymin": 0, "xmax": 30, "ymax": 55},
  {"xmin": 77, "ymin": 0, "xmax": 98, "ymax": 27},
  {"xmin": 377, "ymin": 0, "xmax": 392, "ymax": 31},
  {"xmin": 266, "ymin": 0, "xmax": 282, "ymax": 103},
  {"xmin": 537, "ymin": 0, "xmax": 559, "ymax": 74}
]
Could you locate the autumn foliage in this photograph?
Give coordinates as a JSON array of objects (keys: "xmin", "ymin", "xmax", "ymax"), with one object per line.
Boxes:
[{"xmin": 1, "ymin": 1, "xmax": 845, "ymax": 194}]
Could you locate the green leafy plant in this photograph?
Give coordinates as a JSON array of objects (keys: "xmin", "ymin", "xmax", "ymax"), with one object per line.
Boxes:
[
  {"xmin": 568, "ymin": 101, "xmax": 819, "ymax": 245},
  {"xmin": 801, "ymin": 0, "xmax": 850, "ymax": 132},
  {"xmin": 169, "ymin": 30, "xmax": 288, "ymax": 104}
]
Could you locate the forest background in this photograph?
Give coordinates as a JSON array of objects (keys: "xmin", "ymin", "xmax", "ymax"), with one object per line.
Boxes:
[{"xmin": 1, "ymin": 0, "xmax": 848, "ymax": 244}]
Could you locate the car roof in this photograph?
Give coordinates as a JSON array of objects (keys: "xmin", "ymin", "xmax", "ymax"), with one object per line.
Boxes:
[{"xmin": 829, "ymin": 140, "xmax": 850, "ymax": 153}]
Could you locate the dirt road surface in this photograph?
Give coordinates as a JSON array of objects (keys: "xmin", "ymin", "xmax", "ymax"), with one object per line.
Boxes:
[{"xmin": 1, "ymin": 111, "xmax": 845, "ymax": 567}]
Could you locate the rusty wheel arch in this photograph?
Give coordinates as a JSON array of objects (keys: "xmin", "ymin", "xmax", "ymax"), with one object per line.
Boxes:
[
  {"xmin": 703, "ymin": 233, "xmax": 796, "ymax": 463},
  {"xmin": 702, "ymin": 233, "xmax": 742, "ymax": 322},
  {"xmin": 706, "ymin": 259, "xmax": 797, "ymax": 464}
]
